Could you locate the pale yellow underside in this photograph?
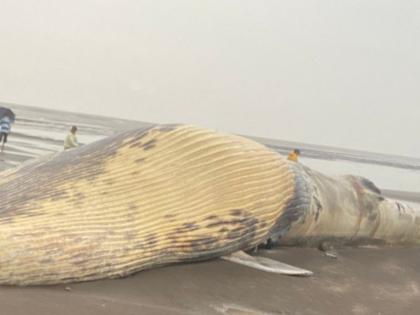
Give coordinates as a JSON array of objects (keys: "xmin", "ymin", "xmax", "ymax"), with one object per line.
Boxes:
[{"xmin": 0, "ymin": 125, "xmax": 295, "ymax": 285}]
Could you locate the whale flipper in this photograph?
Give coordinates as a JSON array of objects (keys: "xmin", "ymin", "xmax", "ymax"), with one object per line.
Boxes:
[{"xmin": 221, "ymin": 251, "xmax": 313, "ymax": 276}]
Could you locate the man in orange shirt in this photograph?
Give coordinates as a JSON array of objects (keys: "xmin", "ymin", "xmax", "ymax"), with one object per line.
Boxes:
[{"xmin": 287, "ymin": 149, "xmax": 300, "ymax": 162}]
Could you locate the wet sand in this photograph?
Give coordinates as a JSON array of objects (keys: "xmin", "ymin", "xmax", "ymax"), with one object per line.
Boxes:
[
  {"xmin": 1, "ymin": 247, "xmax": 420, "ymax": 314},
  {"xmin": 1, "ymin": 102, "xmax": 420, "ymax": 314},
  {"xmin": 382, "ymin": 190, "xmax": 420, "ymax": 204}
]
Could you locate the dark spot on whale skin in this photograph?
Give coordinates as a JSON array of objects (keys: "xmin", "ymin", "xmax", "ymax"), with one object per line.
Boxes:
[
  {"xmin": 205, "ymin": 217, "xmax": 253, "ymax": 229},
  {"xmin": 174, "ymin": 222, "xmax": 200, "ymax": 234},
  {"xmin": 15, "ymin": 210, "xmax": 41, "ymax": 218},
  {"xmin": 228, "ymin": 229, "xmax": 258, "ymax": 248},
  {"xmin": 103, "ymin": 178, "xmax": 115, "ymax": 185},
  {"xmin": 135, "ymin": 129, "xmax": 151, "ymax": 141},
  {"xmin": 70, "ymin": 252, "xmax": 86, "ymax": 259},
  {"xmin": 157, "ymin": 124, "xmax": 180, "ymax": 132},
  {"xmin": 142, "ymin": 139, "xmax": 157, "ymax": 147},
  {"xmin": 259, "ymin": 222, "xmax": 268, "ymax": 228},
  {"xmin": 48, "ymin": 190, "xmax": 69, "ymax": 201},
  {"xmin": 125, "ymin": 127, "xmax": 153, "ymax": 147},
  {"xmin": 128, "ymin": 141, "xmax": 143, "ymax": 149},
  {"xmin": 0, "ymin": 216, "xmax": 14, "ymax": 224},
  {"xmin": 226, "ymin": 227, "xmax": 244, "ymax": 240},
  {"xmin": 128, "ymin": 204, "xmax": 138, "ymax": 211},
  {"xmin": 133, "ymin": 242, "xmax": 146, "ymax": 250},
  {"xmin": 200, "ymin": 211, "xmax": 259, "ymax": 247},
  {"xmin": 189, "ymin": 236, "xmax": 219, "ymax": 251},
  {"xmin": 145, "ymin": 234, "xmax": 157, "ymax": 247},
  {"xmin": 206, "ymin": 219, "xmax": 231, "ymax": 229},
  {"xmin": 230, "ymin": 209, "xmax": 244, "ymax": 216},
  {"xmin": 244, "ymin": 217, "xmax": 258, "ymax": 234},
  {"xmin": 40, "ymin": 258, "xmax": 54, "ymax": 264},
  {"xmin": 143, "ymin": 141, "xmax": 156, "ymax": 151},
  {"xmin": 206, "ymin": 220, "xmax": 224, "ymax": 228},
  {"xmin": 182, "ymin": 222, "xmax": 199, "ymax": 231},
  {"xmin": 71, "ymin": 260, "xmax": 89, "ymax": 267}
]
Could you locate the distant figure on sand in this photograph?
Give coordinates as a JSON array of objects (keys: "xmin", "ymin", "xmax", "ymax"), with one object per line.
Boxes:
[
  {"xmin": 287, "ymin": 149, "xmax": 300, "ymax": 162},
  {"xmin": 0, "ymin": 115, "xmax": 12, "ymax": 152},
  {"xmin": 64, "ymin": 126, "xmax": 79, "ymax": 150}
]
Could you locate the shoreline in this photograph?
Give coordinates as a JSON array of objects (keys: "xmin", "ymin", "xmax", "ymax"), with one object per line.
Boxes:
[{"xmin": 382, "ymin": 189, "xmax": 420, "ymax": 204}]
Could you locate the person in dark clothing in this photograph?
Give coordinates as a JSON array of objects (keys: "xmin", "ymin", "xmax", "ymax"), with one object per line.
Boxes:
[{"xmin": 0, "ymin": 115, "xmax": 12, "ymax": 152}]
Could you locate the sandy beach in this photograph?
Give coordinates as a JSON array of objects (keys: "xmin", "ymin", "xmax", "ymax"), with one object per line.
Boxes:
[
  {"xmin": 1, "ymin": 103, "xmax": 420, "ymax": 314},
  {"xmin": 0, "ymin": 247, "xmax": 420, "ymax": 315}
]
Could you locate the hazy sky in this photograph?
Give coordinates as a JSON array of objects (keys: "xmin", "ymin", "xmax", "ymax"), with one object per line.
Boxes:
[{"xmin": 0, "ymin": 0, "xmax": 419, "ymax": 156}]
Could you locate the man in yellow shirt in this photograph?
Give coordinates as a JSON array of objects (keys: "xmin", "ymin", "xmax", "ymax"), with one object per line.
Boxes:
[
  {"xmin": 287, "ymin": 149, "xmax": 300, "ymax": 162},
  {"xmin": 64, "ymin": 126, "xmax": 79, "ymax": 150}
]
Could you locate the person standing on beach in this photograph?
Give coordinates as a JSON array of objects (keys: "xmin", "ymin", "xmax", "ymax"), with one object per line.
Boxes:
[
  {"xmin": 64, "ymin": 126, "xmax": 79, "ymax": 150},
  {"xmin": 0, "ymin": 115, "xmax": 12, "ymax": 152},
  {"xmin": 287, "ymin": 149, "xmax": 300, "ymax": 162}
]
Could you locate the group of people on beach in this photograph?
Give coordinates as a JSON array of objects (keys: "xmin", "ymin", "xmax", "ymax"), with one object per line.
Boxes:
[
  {"xmin": 62, "ymin": 127, "xmax": 302, "ymax": 162},
  {"xmin": 2, "ymin": 112, "xmax": 302, "ymax": 162},
  {"xmin": 0, "ymin": 115, "xmax": 79, "ymax": 152}
]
